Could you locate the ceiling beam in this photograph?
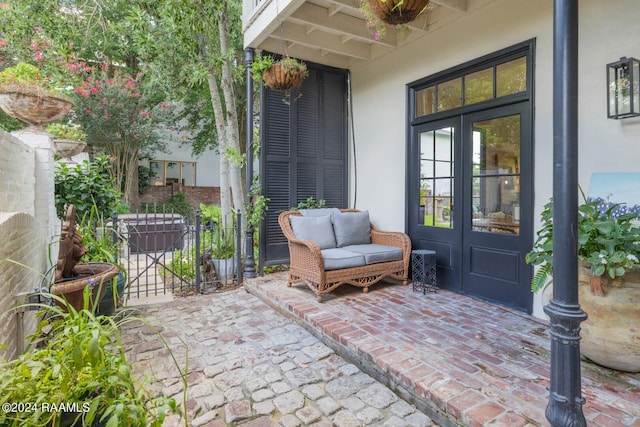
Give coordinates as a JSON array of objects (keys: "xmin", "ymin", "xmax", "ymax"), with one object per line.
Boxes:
[
  {"xmin": 289, "ymin": 2, "xmax": 398, "ymax": 48},
  {"xmin": 431, "ymin": 0, "xmax": 467, "ymax": 12},
  {"xmin": 266, "ymin": 21, "xmax": 373, "ymax": 60}
]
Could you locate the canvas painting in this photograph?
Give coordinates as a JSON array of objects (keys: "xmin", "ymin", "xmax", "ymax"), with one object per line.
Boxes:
[{"xmin": 588, "ymin": 172, "xmax": 640, "ymax": 215}]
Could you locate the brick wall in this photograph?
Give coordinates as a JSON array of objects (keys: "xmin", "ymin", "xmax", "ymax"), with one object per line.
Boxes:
[
  {"xmin": 0, "ymin": 129, "xmax": 53, "ymax": 360},
  {"xmin": 0, "ymin": 213, "xmax": 44, "ymax": 361},
  {"xmin": 140, "ymin": 183, "xmax": 221, "ymax": 208}
]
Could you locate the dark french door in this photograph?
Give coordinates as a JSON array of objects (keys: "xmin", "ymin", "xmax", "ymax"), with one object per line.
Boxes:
[{"xmin": 408, "ymin": 102, "xmax": 532, "ymax": 312}]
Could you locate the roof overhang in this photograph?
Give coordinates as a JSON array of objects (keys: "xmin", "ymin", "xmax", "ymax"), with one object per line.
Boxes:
[{"xmin": 243, "ymin": 0, "xmax": 470, "ymax": 69}]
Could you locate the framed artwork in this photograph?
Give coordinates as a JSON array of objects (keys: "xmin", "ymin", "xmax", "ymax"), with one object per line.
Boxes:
[{"xmin": 588, "ymin": 172, "xmax": 640, "ymax": 214}]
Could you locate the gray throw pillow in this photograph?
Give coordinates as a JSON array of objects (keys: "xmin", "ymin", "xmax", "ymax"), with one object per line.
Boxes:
[
  {"xmin": 289, "ymin": 215, "xmax": 337, "ymax": 249},
  {"xmin": 332, "ymin": 211, "xmax": 371, "ymax": 247}
]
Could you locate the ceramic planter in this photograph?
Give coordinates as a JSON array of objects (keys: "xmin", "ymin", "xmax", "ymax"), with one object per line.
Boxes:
[{"xmin": 578, "ymin": 264, "xmax": 640, "ymax": 372}]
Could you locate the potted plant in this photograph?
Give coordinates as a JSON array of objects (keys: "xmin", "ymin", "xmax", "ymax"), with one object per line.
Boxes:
[
  {"xmin": 360, "ymin": 0, "xmax": 430, "ymax": 40},
  {"xmin": 251, "ymin": 54, "xmax": 308, "ymax": 91},
  {"xmin": 46, "ymin": 122, "xmax": 87, "ymax": 158},
  {"xmin": 0, "ymin": 63, "xmax": 74, "ymax": 127},
  {"xmin": 526, "ymin": 188, "xmax": 640, "ymax": 372},
  {"xmin": 0, "ymin": 290, "xmax": 180, "ymax": 426}
]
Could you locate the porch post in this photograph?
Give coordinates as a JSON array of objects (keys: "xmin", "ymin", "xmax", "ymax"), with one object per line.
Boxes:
[
  {"xmin": 244, "ymin": 48, "xmax": 257, "ymax": 279},
  {"xmin": 544, "ymin": 1, "xmax": 587, "ymax": 426}
]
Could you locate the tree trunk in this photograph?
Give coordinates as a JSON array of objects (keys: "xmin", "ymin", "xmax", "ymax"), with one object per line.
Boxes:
[
  {"xmin": 217, "ymin": 3, "xmax": 247, "ymax": 247},
  {"xmin": 207, "ymin": 73, "xmax": 232, "ymax": 225}
]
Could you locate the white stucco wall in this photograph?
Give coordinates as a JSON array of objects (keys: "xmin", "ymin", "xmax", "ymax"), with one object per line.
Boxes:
[
  {"xmin": 348, "ymin": 0, "xmax": 640, "ymax": 317},
  {"xmin": 350, "ymin": 0, "xmax": 640, "ymax": 228}
]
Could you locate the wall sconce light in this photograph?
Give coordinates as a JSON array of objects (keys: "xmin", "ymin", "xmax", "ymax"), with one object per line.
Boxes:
[{"xmin": 607, "ymin": 57, "xmax": 640, "ymax": 119}]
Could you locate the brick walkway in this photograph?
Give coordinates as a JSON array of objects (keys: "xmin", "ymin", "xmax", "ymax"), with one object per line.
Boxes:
[
  {"xmin": 244, "ymin": 273, "xmax": 640, "ymax": 427},
  {"xmin": 122, "ymin": 287, "xmax": 437, "ymax": 426}
]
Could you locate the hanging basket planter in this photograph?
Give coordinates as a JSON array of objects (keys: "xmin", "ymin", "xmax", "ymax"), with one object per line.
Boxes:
[
  {"xmin": 0, "ymin": 84, "xmax": 73, "ymax": 127},
  {"xmin": 253, "ymin": 55, "xmax": 309, "ymax": 92},
  {"xmin": 262, "ymin": 61, "xmax": 308, "ymax": 91},
  {"xmin": 366, "ymin": 0, "xmax": 430, "ymax": 25}
]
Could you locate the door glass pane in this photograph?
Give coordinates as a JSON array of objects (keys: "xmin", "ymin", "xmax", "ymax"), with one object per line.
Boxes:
[
  {"xmin": 150, "ymin": 161, "xmax": 164, "ymax": 186},
  {"xmin": 437, "ymin": 78, "xmax": 462, "ymax": 112},
  {"xmin": 496, "ymin": 56, "xmax": 527, "ymax": 97},
  {"xmin": 166, "ymin": 162, "xmax": 180, "ymax": 184},
  {"xmin": 182, "ymin": 162, "xmax": 196, "ymax": 186},
  {"xmin": 464, "ymin": 67, "xmax": 493, "ymax": 105},
  {"xmin": 416, "ymin": 86, "xmax": 435, "ymax": 117},
  {"xmin": 420, "ymin": 127, "xmax": 454, "ymax": 228},
  {"xmin": 471, "ymin": 115, "xmax": 520, "ymax": 234}
]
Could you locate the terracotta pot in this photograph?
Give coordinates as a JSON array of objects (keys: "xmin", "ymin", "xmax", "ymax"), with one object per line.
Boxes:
[
  {"xmin": 578, "ymin": 264, "xmax": 640, "ymax": 372},
  {"xmin": 51, "ymin": 262, "xmax": 120, "ymax": 312},
  {"xmin": 262, "ymin": 63, "xmax": 306, "ymax": 91},
  {"xmin": 367, "ymin": 0, "xmax": 430, "ymax": 25},
  {"xmin": 0, "ymin": 84, "xmax": 73, "ymax": 126},
  {"xmin": 54, "ymin": 138, "xmax": 87, "ymax": 158}
]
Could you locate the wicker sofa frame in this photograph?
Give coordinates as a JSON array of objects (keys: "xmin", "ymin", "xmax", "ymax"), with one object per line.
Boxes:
[{"xmin": 278, "ymin": 209, "xmax": 411, "ymax": 302}]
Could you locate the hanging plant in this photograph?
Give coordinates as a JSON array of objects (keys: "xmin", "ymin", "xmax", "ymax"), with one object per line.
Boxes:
[
  {"xmin": 251, "ymin": 54, "xmax": 308, "ymax": 91},
  {"xmin": 360, "ymin": 0, "xmax": 430, "ymax": 40}
]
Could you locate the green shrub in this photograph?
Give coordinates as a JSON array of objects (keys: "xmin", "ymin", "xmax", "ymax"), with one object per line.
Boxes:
[{"xmin": 55, "ymin": 155, "xmax": 120, "ymax": 221}]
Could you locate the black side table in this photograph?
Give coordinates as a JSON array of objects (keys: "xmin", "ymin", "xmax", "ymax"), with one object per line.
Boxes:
[{"xmin": 411, "ymin": 249, "xmax": 437, "ymax": 293}]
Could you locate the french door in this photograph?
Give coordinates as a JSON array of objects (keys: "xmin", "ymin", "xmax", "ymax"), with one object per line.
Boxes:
[{"xmin": 409, "ymin": 103, "xmax": 532, "ymax": 312}]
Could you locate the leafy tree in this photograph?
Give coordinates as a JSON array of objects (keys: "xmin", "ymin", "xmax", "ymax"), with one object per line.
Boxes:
[
  {"xmin": 144, "ymin": 0, "xmax": 248, "ymax": 228},
  {"xmin": 71, "ymin": 64, "xmax": 179, "ymax": 207}
]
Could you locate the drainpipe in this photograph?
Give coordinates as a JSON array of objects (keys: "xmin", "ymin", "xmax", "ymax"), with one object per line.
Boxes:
[
  {"xmin": 243, "ymin": 48, "xmax": 257, "ymax": 279},
  {"xmin": 544, "ymin": 1, "xmax": 587, "ymax": 425}
]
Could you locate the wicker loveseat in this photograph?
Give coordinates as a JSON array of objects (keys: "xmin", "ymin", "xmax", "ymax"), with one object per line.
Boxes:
[{"xmin": 278, "ymin": 208, "xmax": 411, "ymax": 302}]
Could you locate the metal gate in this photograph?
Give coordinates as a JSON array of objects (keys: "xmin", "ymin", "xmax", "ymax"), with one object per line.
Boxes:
[{"xmin": 110, "ymin": 210, "xmax": 241, "ymax": 302}]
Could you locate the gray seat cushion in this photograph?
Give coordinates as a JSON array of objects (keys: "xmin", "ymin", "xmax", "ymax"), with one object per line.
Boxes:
[
  {"xmin": 321, "ymin": 248, "xmax": 366, "ymax": 270},
  {"xmin": 289, "ymin": 215, "xmax": 336, "ymax": 249},
  {"xmin": 341, "ymin": 244, "xmax": 403, "ymax": 265},
  {"xmin": 332, "ymin": 211, "xmax": 371, "ymax": 247}
]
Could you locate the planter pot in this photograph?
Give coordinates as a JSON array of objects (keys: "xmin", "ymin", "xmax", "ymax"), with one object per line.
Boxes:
[
  {"xmin": 212, "ymin": 258, "xmax": 236, "ymax": 282},
  {"xmin": 51, "ymin": 262, "xmax": 120, "ymax": 312},
  {"xmin": 366, "ymin": 0, "xmax": 430, "ymax": 25},
  {"xmin": 262, "ymin": 63, "xmax": 306, "ymax": 91},
  {"xmin": 578, "ymin": 264, "xmax": 640, "ymax": 372},
  {"xmin": 0, "ymin": 84, "xmax": 73, "ymax": 126},
  {"xmin": 97, "ymin": 273, "xmax": 126, "ymax": 316},
  {"xmin": 54, "ymin": 138, "xmax": 87, "ymax": 158}
]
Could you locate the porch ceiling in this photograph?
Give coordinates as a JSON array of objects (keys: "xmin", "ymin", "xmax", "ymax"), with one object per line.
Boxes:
[{"xmin": 244, "ymin": 0, "xmax": 471, "ymax": 69}]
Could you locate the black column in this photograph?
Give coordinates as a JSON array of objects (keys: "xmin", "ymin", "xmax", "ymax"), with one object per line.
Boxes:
[
  {"xmin": 544, "ymin": 1, "xmax": 587, "ymax": 425},
  {"xmin": 244, "ymin": 48, "xmax": 257, "ymax": 279}
]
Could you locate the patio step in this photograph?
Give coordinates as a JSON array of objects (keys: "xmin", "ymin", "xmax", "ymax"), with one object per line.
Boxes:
[{"xmin": 244, "ymin": 273, "xmax": 640, "ymax": 427}]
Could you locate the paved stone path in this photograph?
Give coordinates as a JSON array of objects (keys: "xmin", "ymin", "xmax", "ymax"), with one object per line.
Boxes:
[{"xmin": 122, "ymin": 288, "xmax": 437, "ymax": 426}]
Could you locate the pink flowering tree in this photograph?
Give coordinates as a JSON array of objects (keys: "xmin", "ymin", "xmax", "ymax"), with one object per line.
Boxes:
[{"xmin": 71, "ymin": 64, "xmax": 179, "ymax": 208}]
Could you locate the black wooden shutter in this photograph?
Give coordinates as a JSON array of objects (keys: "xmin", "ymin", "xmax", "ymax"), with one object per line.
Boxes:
[{"xmin": 260, "ymin": 61, "xmax": 348, "ymax": 268}]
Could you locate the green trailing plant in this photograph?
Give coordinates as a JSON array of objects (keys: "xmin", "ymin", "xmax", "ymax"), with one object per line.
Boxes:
[
  {"xmin": 0, "ymin": 62, "xmax": 74, "ymax": 99},
  {"xmin": 245, "ymin": 178, "xmax": 269, "ymax": 228},
  {"xmin": 54, "ymin": 155, "xmax": 121, "ymax": 221},
  {"xmin": 0, "ymin": 290, "xmax": 180, "ymax": 427},
  {"xmin": 526, "ymin": 187, "xmax": 640, "ymax": 293},
  {"xmin": 292, "ymin": 197, "xmax": 327, "ymax": 210}
]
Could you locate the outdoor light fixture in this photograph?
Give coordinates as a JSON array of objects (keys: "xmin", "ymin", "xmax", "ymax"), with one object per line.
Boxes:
[{"xmin": 607, "ymin": 56, "xmax": 640, "ymax": 119}]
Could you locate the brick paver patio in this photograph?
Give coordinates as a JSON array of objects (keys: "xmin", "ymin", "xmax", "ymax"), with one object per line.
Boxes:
[{"xmin": 244, "ymin": 273, "xmax": 640, "ymax": 427}]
